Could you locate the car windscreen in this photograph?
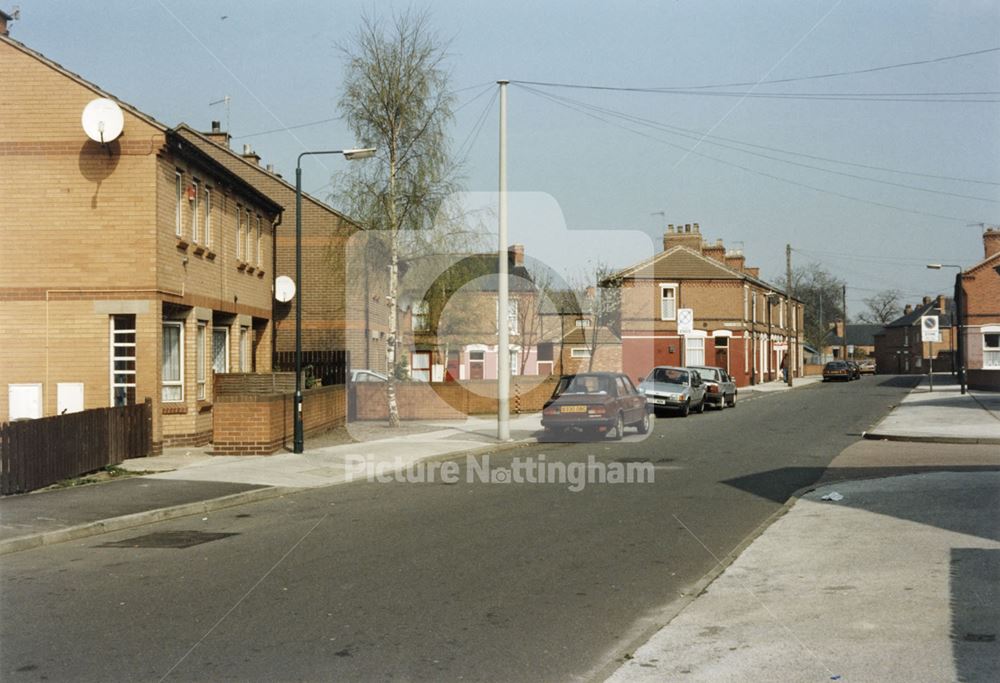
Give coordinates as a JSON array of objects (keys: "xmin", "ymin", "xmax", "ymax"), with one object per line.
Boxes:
[
  {"xmin": 691, "ymin": 367, "xmax": 719, "ymax": 381},
  {"xmin": 649, "ymin": 368, "xmax": 688, "ymax": 385},
  {"xmin": 555, "ymin": 375, "xmax": 612, "ymax": 396}
]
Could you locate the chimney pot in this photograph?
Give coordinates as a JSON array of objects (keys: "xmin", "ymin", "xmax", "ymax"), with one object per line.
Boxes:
[
  {"xmin": 685, "ymin": 224, "xmax": 691, "ymax": 233},
  {"xmin": 694, "ymin": 222, "xmax": 700, "ymax": 233},
  {"xmin": 243, "ymin": 144, "xmax": 252, "ymax": 155},
  {"xmin": 984, "ymin": 227, "xmax": 1000, "ymax": 259},
  {"xmin": 211, "ymin": 121, "xmax": 221, "ymax": 133},
  {"xmin": 922, "ymin": 295, "xmax": 932, "ymax": 306},
  {"xmin": 904, "ymin": 304, "xmax": 913, "ymax": 315}
]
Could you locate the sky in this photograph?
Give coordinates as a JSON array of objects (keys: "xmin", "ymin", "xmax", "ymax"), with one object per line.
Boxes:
[{"xmin": 10, "ymin": 0, "xmax": 1000, "ymax": 316}]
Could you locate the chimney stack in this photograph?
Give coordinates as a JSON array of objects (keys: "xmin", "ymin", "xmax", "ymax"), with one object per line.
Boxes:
[
  {"xmin": 984, "ymin": 227, "xmax": 1000, "ymax": 259},
  {"xmin": 663, "ymin": 221, "xmax": 703, "ymax": 252},
  {"xmin": 509, "ymin": 243, "xmax": 525, "ymax": 266},
  {"xmin": 241, "ymin": 144, "xmax": 261, "ymax": 166},
  {"xmin": 745, "ymin": 266, "xmax": 760, "ymax": 278},
  {"xmin": 0, "ymin": 8, "xmax": 16, "ymax": 36},
  {"xmin": 724, "ymin": 249, "xmax": 745, "ymax": 272},
  {"xmin": 904, "ymin": 304, "xmax": 913, "ymax": 315},
  {"xmin": 922, "ymin": 295, "xmax": 932, "ymax": 306},
  {"xmin": 937, "ymin": 294, "xmax": 947, "ymax": 314},
  {"xmin": 702, "ymin": 238, "xmax": 726, "ymax": 263},
  {"xmin": 205, "ymin": 120, "xmax": 231, "ymax": 149}
]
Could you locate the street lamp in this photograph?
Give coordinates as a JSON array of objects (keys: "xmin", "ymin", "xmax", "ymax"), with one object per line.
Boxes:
[
  {"xmin": 926, "ymin": 263, "xmax": 965, "ymax": 394},
  {"xmin": 293, "ymin": 147, "xmax": 376, "ymax": 454}
]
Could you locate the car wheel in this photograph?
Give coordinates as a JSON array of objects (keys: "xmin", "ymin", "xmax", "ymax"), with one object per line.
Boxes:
[
  {"xmin": 717, "ymin": 395, "xmax": 726, "ymax": 410},
  {"xmin": 679, "ymin": 400, "xmax": 690, "ymax": 418},
  {"xmin": 636, "ymin": 410, "xmax": 650, "ymax": 434},
  {"xmin": 696, "ymin": 397, "xmax": 706, "ymax": 414},
  {"xmin": 610, "ymin": 412, "xmax": 624, "ymax": 440},
  {"xmin": 727, "ymin": 392, "xmax": 737, "ymax": 408}
]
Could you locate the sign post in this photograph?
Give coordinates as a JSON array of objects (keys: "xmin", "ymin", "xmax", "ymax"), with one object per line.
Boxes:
[{"xmin": 921, "ymin": 315, "xmax": 941, "ymax": 392}]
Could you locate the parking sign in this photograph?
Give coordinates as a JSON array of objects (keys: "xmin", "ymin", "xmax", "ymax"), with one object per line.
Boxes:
[
  {"xmin": 920, "ymin": 315, "xmax": 940, "ymax": 343},
  {"xmin": 677, "ymin": 308, "xmax": 694, "ymax": 335}
]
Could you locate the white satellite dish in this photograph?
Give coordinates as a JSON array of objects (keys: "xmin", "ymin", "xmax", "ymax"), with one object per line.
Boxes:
[
  {"xmin": 275, "ymin": 275, "xmax": 296, "ymax": 303},
  {"xmin": 81, "ymin": 98, "xmax": 125, "ymax": 144}
]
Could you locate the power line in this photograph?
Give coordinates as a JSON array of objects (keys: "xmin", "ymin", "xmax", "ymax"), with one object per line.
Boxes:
[
  {"xmin": 792, "ymin": 247, "xmax": 970, "ymax": 265},
  {"xmin": 515, "ymin": 85, "xmax": 990, "ymax": 224},
  {"xmin": 518, "ymin": 86, "xmax": 1000, "ymax": 202}
]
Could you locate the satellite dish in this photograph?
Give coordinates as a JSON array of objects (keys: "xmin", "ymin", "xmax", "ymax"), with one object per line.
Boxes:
[
  {"xmin": 275, "ymin": 275, "xmax": 296, "ymax": 303},
  {"xmin": 81, "ymin": 98, "xmax": 125, "ymax": 144}
]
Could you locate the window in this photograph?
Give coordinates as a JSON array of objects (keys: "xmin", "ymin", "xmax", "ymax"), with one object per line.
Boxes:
[
  {"xmin": 110, "ymin": 315, "xmax": 136, "ymax": 406},
  {"xmin": 212, "ymin": 327, "xmax": 229, "ymax": 374},
  {"xmin": 660, "ymin": 284, "xmax": 677, "ymax": 320},
  {"xmin": 236, "ymin": 204, "xmax": 244, "ymax": 260},
  {"xmin": 162, "ymin": 322, "xmax": 183, "ymax": 402},
  {"xmin": 495, "ymin": 299, "xmax": 519, "ymax": 334},
  {"xmin": 469, "ymin": 349, "xmax": 485, "ymax": 380},
  {"xmin": 175, "ymin": 171, "xmax": 183, "ymax": 236},
  {"xmin": 685, "ymin": 336, "xmax": 705, "ymax": 366},
  {"xmin": 571, "ymin": 347, "xmax": 591, "ymax": 358},
  {"xmin": 411, "ymin": 351, "xmax": 431, "ymax": 382},
  {"xmin": 256, "ymin": 215, "xmax": 262, "ymax": 266},
  {"xmin": 984, "ymin": 330, "xmax": 1000, "ymax": 369},
  {"xmin": 752, "ymin": 293, "xmax": 758, "ymax": 323},
  {"xmin": 239, "ymin": 326, "xmax": 250, "ymax": 372},
  {"xmin": 510, "ymin": 349, "xmax": 520, "ymax": 375},
  {"xmin": 743, "ymin": 285, "xmax": 749, "ymax": 321},
  {"xmin": 537, "ymin": 342, "xmax": 554, "ymax": 362},
  {"xmin": 779, "ymin": 297, "xmax": 784, "ymax": 327},
  {"xmin": 190, "ymin": 179, "xmax": 200, "ymax": 242},
  {"xmin": 412, "ymin": 300, "xmax": 429, "ymax": 332},
  {"xmin": 575, "ymin": 318, "xmax": 592, "ymax": 328},
  {"xmin": 204, "ymin": 187, "xmax": 212, "ymax": 247},
  {"xmin": 245, "ymin": 209, "xmax": 253, "ymax": 264},
  {"xmin": 196, "ymin": 322, "xmax": 207, "ymax": 400}
]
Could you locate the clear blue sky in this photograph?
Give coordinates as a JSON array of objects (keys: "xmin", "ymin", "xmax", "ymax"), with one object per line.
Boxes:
[{"xmin": 12, "ymin": 0, "xmax": 1000, "ymax": 314}]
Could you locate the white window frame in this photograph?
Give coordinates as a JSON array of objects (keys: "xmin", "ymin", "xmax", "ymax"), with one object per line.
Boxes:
[
  {"xmin": 245, "ymin": 208, "xmax": 253, "ymax": 264},
  {"xmin": 175, "ymin": 171, "xmax": 183, "ymax": 236},
  {"xmin": 190, "ymin": 178, "xmax": 200, "ymax": 243},
  {"xmin": 983, "ymin": 326, "xmax": 1000, "ymax": 369},
  {"xmin": 236, "ymin": 203, "xmax": 244, "ymax": 261},
  {"xmin": 110, "ymin": 315, "xmax": 137, "ymax": 406},
  {"xmin": 256, "ymin": 215, "xmax": 262, "ymax": 266},
  {"xmin": 659, "ymin": 283, "xmax": 678, "ymax": 321},
  {"xmin": 752, "ymin": 292, "xmax": 758, "ymax": 324},
  {"xmin": 743, "ymin": 285, "xmax": 749, "ymax": 321},
  {"xmin": 162, "ymin": 321, "xmax": 184, "ymax": 402},
  {"xmin": 570, "ymin": 347, "xmax": 591, "ymax": 358},
  {"xmin": 495, "ymin": 299, "xmax": 519, "ymax": 335},
  {"xmin": 196, "ymin": 322, "xmax": 207, "ymax": 400},
  {"xmin": 212, "ymin": 326, "xmax": 229, "ymax": 374},
  {"xmin": 411, "ymin": 350, "xmax": 432, "ymax": 382},
  {"xmin": 778, "ymin": 297, "xmax": 784, "ymax": 327},
  {"xmin": 204, "ymin": 186, "xmax": 212, "ymax": 248},
  {"xmin": 684, "ymin": 332, "xmax": 706, "ymax": 366},
  {"xmin": 510, "ymin": 348, "xmax": 520, "ymax": 375},
  {"xmin": 411, "ymin": 300, "xmax": 430, "ymax": 332}
]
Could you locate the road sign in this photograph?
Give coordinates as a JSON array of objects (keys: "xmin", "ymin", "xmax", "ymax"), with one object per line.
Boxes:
[
  {"xmin": 677, "ymin": 308, "xmax": 694, "ymax": 335},
  {"xmin": 920, "ymin": 315, "xmax": 941, "ymax": 343}
]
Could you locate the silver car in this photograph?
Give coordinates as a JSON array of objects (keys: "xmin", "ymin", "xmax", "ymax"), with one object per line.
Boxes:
[
  {"xmin": 688, "ymin": 365, "xmax": 737, "ymax": 410},
  {"xmin": 639, "ymin": 366, "xmax": 707, "ymax": 417}
]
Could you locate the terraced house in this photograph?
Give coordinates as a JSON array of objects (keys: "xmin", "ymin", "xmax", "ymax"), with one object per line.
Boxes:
[
  {"xmin": 0, "ymin": 34, "xmax": 280, "ymax": 451},
  {"xmin": 613, "ymin": 223, "xmax": 804, "ymax": 387}
]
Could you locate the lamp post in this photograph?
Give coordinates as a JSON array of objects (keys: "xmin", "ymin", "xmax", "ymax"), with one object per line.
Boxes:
[
  {"xmin": 293, "ymin": 147, "xmax": 376, "ymax": 454},
  {"xmin": 927, "ymin": 263, "xmax": 966, "ymax": 394}
]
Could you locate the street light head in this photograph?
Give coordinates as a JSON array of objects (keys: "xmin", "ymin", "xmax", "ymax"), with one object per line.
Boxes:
[
  {"xmin": 343, "ymin": 147, "xmax": 376, "ymax": 161},
  {"xmin": 926, "ymin": 264, "xmax": 942, "ymax": 270}
]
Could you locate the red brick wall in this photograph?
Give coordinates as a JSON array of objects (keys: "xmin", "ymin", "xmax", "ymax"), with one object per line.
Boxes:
[
  {"xmin": 354, "ymin": 378, "xmax": 559, "ymax": 421},
  {"xmin": 212, "ymin": 384, "xmax": 345, "ymax": 454}
]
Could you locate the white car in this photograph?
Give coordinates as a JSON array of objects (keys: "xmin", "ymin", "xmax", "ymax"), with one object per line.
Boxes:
[
  {"xmin": 350, "ymin": 369, "xmax": 388, "ymax": 383},
  {"xmin": 639, "ymin": 366, "xmax": 707, "ymax": 417}
]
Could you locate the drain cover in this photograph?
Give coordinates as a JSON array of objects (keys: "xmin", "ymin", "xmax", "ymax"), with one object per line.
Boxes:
[{"xmin": 99, "ymin": 530, "xmax": 238, "ymax": 549}]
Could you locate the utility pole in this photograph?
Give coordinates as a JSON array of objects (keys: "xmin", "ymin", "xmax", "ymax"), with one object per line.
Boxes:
[
  {"xmin": 842, "ymin": 284, "xmax": 848, "ymax": 361},
  {"xmin": 497, "ymin": 80, "xmax": 510, "ymax": 441},
  {"xmin": 786, "ymin": 244, "xmax": 794, "ymax": 386}
]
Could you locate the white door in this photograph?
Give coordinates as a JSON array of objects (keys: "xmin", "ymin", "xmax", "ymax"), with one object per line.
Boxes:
[
  {"xmin": 57, "ymin": 383, "xmax": 84, "ymax": 415},
  {"xmin": 8, "ymin": 384, "xmax": 42, "ymax": 421}
]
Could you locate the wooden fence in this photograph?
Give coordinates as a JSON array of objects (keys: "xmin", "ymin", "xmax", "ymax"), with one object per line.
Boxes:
[
  {"xmin": 0, "ymin": 399, "xmax": 152, "ymax": 495},
  {"xmin": 274, "ymin": 349, "xmax": 349, "ymax": 387}
]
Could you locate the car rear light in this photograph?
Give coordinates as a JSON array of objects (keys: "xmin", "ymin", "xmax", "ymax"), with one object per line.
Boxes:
[
  {"xmin": 588, "ymin": 406, "xmax": 606, "ymax": 416},
  {"xmin": 543, "ymin": 407, "xmax": 558, "ymax": 416},
  {"xmin": 707, "ymin": 384, "xmax": 719, "ymax": 393}
]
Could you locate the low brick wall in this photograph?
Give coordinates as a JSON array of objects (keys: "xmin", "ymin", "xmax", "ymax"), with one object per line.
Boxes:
[
  {"xmin": 212, "ymin": 384, "xmax": 346, "ymax": 455},
  {"xmin": 214, "ymin": 372, "xmax": 297, "ymax": 395},
  {"xmin": 803, "ymin": 363, "xmax": 824, "ymax": 376},
  {"xmin": 355, "ymin": 378, "xmax": 559, "ymax": 421}
]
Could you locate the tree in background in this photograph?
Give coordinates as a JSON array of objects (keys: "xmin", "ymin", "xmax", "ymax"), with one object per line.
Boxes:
[
  {"xmin": 335, "ymin": 9, "xmax": 455, "ymax": 427},
  {"xmin": 787, "ymin": 262, "xmax": 846, "ymax": 352},
  {"xmin": 858, "ymin": 289, "xmax": 902, "ymax": 325}
]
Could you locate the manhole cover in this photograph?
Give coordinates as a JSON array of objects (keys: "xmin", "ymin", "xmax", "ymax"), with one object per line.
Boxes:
[{"xmin": 98, "ymin": 531, "xmax": 238, "ymax": 549}]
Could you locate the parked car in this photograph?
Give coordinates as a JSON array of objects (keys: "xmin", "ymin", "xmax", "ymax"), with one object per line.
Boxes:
[
  {"xmin": 846, "ymin": 360, "xmax": 861, "ymax": 380},
  {"xmin": 639, "ymin": 366, "xmax": 707, "ymax": 417},
  {"xmin": 350, "ymin": 369, "xmax": 388, "ymax": 383},
  {"xmin": 859, "ymin": 360, "xmax": 876, "ymax": 375},
  {"xmin": 541, "ymin": 372, "xmax": 648, "ymax": 439},
  {"xmin": 822, "ymin": 361, "xmax": 852, "ymax": 381},
  {"xmin": 688, "ymin": 365, "xmax": 737, "ymax": 409}
]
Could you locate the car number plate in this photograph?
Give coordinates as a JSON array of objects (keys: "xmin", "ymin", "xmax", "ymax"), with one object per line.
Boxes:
[
  {"xmin": 560, "ymin": 405, "xmax": 587, "ymax": 413},
  {"xmin": 650, "ymin": 398, "xmax": 666, "ymax": 405}
]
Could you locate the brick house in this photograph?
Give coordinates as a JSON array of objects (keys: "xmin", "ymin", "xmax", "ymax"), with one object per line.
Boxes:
[
  {"xmin": 173, "ymin": 124, "xmax": 388, "ymax": 378},
  {"xmin": 872, "ymin": 297, "xmax": 955, "ymax": 375},
  {"xmin": 0, "ymin": 34, "xmax": 280, "ymax": 451},
  {"xmin": 824, "ymin": 322, "xmax": 882, "ymax": 361},
  {"xmin": 399, "ymin": 246, "xmax": 571, "ymax": 381},
  {"xmin": 960, "ymin": 228, "xmax": 1000, "ymax": 390},
  {"xmin": 613, "ymin": 223, "xmax": 804, "ymax": 387}
]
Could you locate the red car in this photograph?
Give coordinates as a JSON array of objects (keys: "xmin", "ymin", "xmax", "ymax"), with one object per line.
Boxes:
[{"xmin": 541, "ymin": 372, "xmax": 648, "ymax": 440}]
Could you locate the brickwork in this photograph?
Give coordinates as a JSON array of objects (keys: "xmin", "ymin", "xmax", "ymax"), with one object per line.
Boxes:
[
  {"xmin": 212, "ymin": 384, "xmax": 346, "ymax": 454},
  {"xmin": 354, "ymin": 378, "xmax": 559, "ymax": 421}
]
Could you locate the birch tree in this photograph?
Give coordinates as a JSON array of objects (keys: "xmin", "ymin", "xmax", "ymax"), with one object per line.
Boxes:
[{"xmin": 336, "ymin": 10, "xmax": 455, "ymax": 426}]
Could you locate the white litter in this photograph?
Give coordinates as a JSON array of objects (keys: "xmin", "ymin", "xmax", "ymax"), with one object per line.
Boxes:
[{"xmin": 821, "ymin": 492, "xmax": 844, "ymax": 501}]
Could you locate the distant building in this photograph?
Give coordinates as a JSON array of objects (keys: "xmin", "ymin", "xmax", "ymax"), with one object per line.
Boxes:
[
  {"xmin": 824, "ymin": 322, "xmax": 882, "ymax": 361},
  {"xmin": 873, "ymin": 297, "xmax": 955, "ymax": 375},
  {"xmin": 960, "ymin": 228, "xmax": 1000, "ymax": 390}
]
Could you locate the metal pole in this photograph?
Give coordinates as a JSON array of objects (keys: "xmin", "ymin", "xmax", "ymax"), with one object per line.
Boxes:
[
  {"xmin": 928, "ymin": 341, "xmax": 934, "ymax": 392},
  {"xmin": 497, "ymin": 80, "xmax": 510, "ymax": 441},
  {"xmin": 955, "ymin": 271, "xmax": 966, "ymax": 394},
  {"xmin": 294, "ymin": 161, "xmax": 304, "ymax": 453},
  {"xmin": 786, "ymin": 244, "xmax": 793, "ymax": 386},
  {"xmin": 842, "ymin": 284, "xmax": 848, "ymax": 361}
]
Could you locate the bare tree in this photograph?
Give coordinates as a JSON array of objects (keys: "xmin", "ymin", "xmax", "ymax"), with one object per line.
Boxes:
[
  {"xmin": 786, "ymin": 262, "xmax": 846, "ymax": 352},
  {"xmin": 569, "ymin": 264, "xmax": 623, "ymax": 372},
  {"xmin": 858, "ymin": 289, "xmax": 902, "ymax": 325},
  {"xmin": 335, "ymin": 9, "xmax": 455, "ymax": 426}
]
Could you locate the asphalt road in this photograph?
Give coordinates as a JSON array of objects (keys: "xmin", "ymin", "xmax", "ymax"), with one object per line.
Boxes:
[{"xmin": 0, "ymin": 376, "xmax": 918, "ymax": 682}]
